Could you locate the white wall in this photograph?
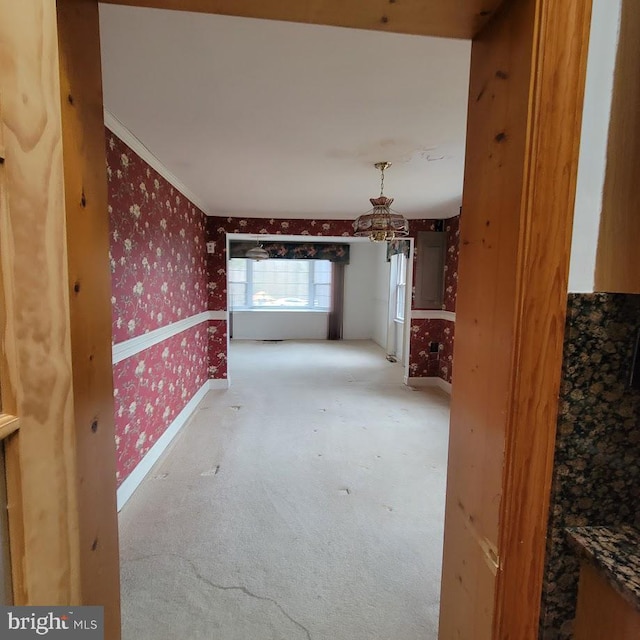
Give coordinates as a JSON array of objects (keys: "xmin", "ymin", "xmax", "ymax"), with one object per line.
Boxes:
[
  {"xmin": 568, "ymin": 0, "xmax": 622, "ymax": 292},
  {"xmin": 231, "ymin": 311, "xmax": 328, "ymax": 340},
  {"xmin": 343, "ymin": 243, "xmax": 378, "ymax": 339},
  {"xmin": 371, "ymin": 243, "xmax": 391, "ymax": 350}
]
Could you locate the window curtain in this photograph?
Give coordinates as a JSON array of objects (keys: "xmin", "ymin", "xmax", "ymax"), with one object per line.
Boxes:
[{"xmin": 328, "ymin": 263, "xmax": 345, "ymax": 340}]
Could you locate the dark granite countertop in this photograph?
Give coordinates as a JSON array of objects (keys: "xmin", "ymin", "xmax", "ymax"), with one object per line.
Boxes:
[{"xmin": 566, "ymin": 525, "xmax": 640, "ymax": 612}]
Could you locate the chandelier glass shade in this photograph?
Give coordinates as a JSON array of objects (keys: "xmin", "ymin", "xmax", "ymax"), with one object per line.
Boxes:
[
  {"xmin": 245, "ymin": 238, "xmax": 269, "ymax": 261},
  {"xmin": 353, "ymin": 162, "xmax": 409, "ymax": 242}
]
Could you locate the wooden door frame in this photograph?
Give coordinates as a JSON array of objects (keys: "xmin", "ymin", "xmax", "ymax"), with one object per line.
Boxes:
[{"xmin": 0, "ymin": 0, "xmax": 592, "ymax": 638}]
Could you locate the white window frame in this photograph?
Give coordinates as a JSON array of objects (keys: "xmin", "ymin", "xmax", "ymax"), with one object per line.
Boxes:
[
  {"xmin": 229, "ymin": 258, "xmax": 331, "ymax": 311},
  {"xmin": 394, "ymin": 253, "xmax": 407, "ymax": 322}
]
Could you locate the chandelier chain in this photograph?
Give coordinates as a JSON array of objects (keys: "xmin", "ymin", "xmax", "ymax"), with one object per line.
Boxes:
[{"xmin": 379, "ymin": 165, "xmax": 385, "ymax": 197}]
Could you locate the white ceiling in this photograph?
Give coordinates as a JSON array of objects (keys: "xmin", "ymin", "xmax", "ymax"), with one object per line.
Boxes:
[{"xmin": 99, "ymin": 4, "xmax": 471, "ymax": 219}]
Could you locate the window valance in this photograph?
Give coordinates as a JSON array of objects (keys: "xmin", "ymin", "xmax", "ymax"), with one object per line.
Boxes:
[
  {"xmin": 229, "ymin": 241, "xmax": 350, "ymax": 264},
  {"xmin": 386, "ymin": 239, "xmax": 410, "ymax": 261}
]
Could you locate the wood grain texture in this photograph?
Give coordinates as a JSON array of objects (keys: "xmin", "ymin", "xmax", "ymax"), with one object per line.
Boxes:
[
  {"xmin": 4, "ymin": 432, "xmax": 25, "ymax": 604},
  {"xmin": 495, "ymin": 0, "xmax": 592, "ymax": 636},
  {"xmin": 100, "ymin": 0, "xmax": 506, "ymax": 39},
  {"xmin": 594, "ymin": 0, "xmax": 640, "ymax": 293},
  {"xmin": 439, "ymin": 0, "xmax": 592, "ymax": 637},
  {"xmin": 0, "ymin": 0, "xmax": 82, "ymax": 605},
  {"xmin": 56, "ymin": 1, "xmax": 121, "ymax": 636},
  {"xmin": 574, "ymin": 562, "xmax": 640, "ymax": 639},
  {"xmin": 439, "ymin": 2, "xmax": 535, "ymax": 636},
  {"xmin": 0, "ymin": 415, "xmax": 19, "ymax": 441}
]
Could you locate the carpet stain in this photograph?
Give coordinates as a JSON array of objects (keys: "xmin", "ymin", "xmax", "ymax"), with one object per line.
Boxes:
[
  {"xmin": 200, "ymin": 465, "xmax": 220, "ymax": 477},
  {"xmin": 229, "ymin": 405, "xmax": 242, "ymax": 411},
  {"xmin": 339, "ymin": 488, "xmax": 351, "ymax": 495},
  {"xmin": 153, "ymin": 473, "xmax": 169, "ymax": 480}
]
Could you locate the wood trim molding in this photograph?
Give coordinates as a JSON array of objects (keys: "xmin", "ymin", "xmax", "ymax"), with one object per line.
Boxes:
[
  {"xmin": 495, "ymin": 0, "xmax": 593, "ymax": 636},
  {"xmin": 0, "ymin": 415, "xmax": 19, "ymax": 441},
  {"xmin": 411, "ymin": 310, "xmax": 456, "ymax": 322},
  {"xmin": 99, "ymin": 0, "xmax": 506, "ymax": 40},
  {"xmin": 105, "ymin": 110, "xmax": 211, "ymax": 215},
  {"xmin": 574, "ymin": 561, "xmax": 640, "ymax": 639},
  {"xmin": 56, "ymin": 2, "xmax": 121, "ymax": 635},
  {"xmin": 0, "ymin": 0, "xmax": 83, "ymax": 607},
  {"xmin": 112, "ymin": 310, "xmax": 226, "ymax": 364},
  {"xmin": 438, "ymin": 0, "xmax": 593, "ymax": 637}
]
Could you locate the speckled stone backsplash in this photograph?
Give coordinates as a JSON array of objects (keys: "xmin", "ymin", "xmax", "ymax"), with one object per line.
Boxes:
[{"xmin": 539, "ymin": 293, "xmax": 640, "ymax": 639}]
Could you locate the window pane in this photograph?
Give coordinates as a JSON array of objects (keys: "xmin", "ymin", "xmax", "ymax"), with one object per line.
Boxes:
[
  {"xmin": 396, "ymin": 283, "xmax": 406, "ymax": 320},
  {"xmin": 229, "ymin": 258, "xmax": 332, "ymax": 310},
  {"xmin": 229, "ymin": 282, "xmax": 247, "ymax": 309},
  {"xmin": 314, "ymin": 283, "xmax": 331, "ymax": 309},
  {"xmin": 252, "ymin": 260, "xmax": 310, "ymax": 306},
  {"xmin": 228, "ymin": 258, "xmax": 247, "ymax": 282},
  {"xmin": 398, "ymin": 255, "xmax": 407, "ymax": 284},
  {"xmin": 313, "ymin": 261, "xmax": 332, "ymax": 284}
]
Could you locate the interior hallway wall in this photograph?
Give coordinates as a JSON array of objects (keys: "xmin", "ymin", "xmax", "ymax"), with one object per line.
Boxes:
[{"xmin": 107, "ymin": 129, "xmax": 214, "ymax": 486}]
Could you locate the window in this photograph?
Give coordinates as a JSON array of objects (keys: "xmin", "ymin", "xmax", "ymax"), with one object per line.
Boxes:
[
  {"xmin": 394, "ymin": 254, "xmax": 407, "ymax": 321},
  {"xmin": 228, "ymin": 258, "xmax": 332, "ymax": 310}
]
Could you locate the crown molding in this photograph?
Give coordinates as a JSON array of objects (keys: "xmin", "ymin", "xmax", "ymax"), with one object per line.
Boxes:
[{"xmin": 104, "ymin": 109, "xmax": 210, "ymax": 215}]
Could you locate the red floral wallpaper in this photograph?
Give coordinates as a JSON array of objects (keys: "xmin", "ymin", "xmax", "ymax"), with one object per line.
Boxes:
[
  {"xmin": 207, "ymin": 319, "xmax": 228, "ymax": 379},
  {"xmin": 444, "ymin": 215, "xmax": 460, "ymax": 313},
  {"xmin": 409, "ymin": 318, "xmax": 454, "ymax": 384},
  {"xmin": 107, "ymin": 132, "xmax": 208, "ymax": 343},
  {"xmin": 112, "ymin": 324, "xmax": 208, "ymax": 485},
  {"xmin": 439, "ymin": 320, "xmax": 455, "ymax": 384},
  {"xmin": 409, "ymin": 319, "xmax": 444, "ymax": 378},
  {"xmin": 107, "ymin": 128, "xmax": 217, "ymax": 487}
]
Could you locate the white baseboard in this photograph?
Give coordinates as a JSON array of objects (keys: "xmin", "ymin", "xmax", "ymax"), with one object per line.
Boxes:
[
  {"xmin": 116, "ymin": 379, "xmax": 225, "ymax": 511},
  {"xmin": 405, "ymin": 376, "xmax": 452, "ymax": 395}
]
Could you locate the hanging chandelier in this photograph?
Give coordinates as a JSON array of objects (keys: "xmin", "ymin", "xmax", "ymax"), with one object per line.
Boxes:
[
  {"xmin": 245, "ymin": 237, "xmax": 269, "ymax": 261},
  {"xmin": 353, "ymin": 162, "xmax": 409, "ymax": 242}
]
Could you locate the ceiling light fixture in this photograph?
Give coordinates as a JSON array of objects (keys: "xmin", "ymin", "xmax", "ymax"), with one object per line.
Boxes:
[
  {"xmin": 353, "ymin": 162, "xmax": 409, "ymax": 242},
  {"xmin": 245, "ymin": 237, "xmax": 269, "ymax": 261}
]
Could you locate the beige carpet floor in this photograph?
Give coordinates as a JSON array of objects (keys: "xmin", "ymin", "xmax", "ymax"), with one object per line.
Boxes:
[{"xmin": 119, "ymin": 340, "xmax": 450, "ymax": 640}]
